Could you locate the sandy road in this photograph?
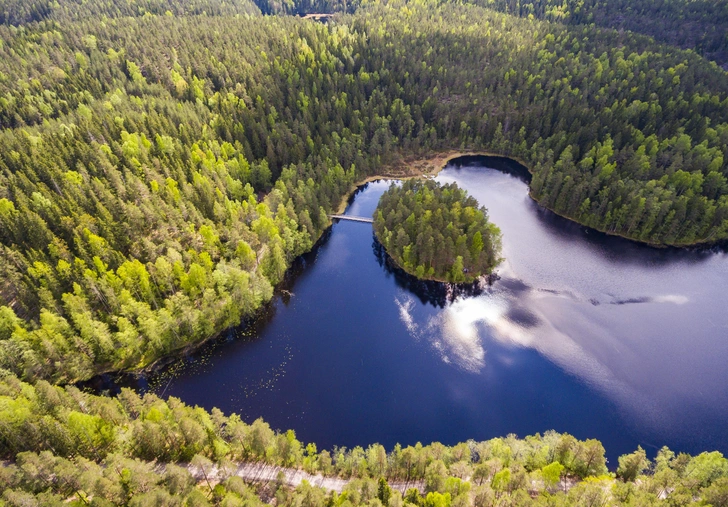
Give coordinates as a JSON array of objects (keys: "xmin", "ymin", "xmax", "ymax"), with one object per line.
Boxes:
[{"xmin": 186, "ymin": 461, "xmax": 426, "ymax": 493}]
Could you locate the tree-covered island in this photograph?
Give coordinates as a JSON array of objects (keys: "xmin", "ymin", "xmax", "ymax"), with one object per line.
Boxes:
[{"xmin": 373, "ymin": 180, "xmax": 502, "ymax": 283}]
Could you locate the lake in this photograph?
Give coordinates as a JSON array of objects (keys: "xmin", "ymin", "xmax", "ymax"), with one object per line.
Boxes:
[{"xmin": 94, "ymin": 156, "xmax": 728, "ymax": 464}]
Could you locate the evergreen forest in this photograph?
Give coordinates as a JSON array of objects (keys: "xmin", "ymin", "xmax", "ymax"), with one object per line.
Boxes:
[
  {"xmin": 374, "ymin": 180, "xmax": 501, "ymax": 282},
  {"xmin": 261, "ymin": 0, "xmax": 728, "ymax": 68},
  {"xmin": 0, "ymin": 0, "xmax": 727, "ymax": 504}
]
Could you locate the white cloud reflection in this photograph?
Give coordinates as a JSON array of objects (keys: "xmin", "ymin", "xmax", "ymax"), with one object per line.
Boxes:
[
  {"xmin": 396, "ymin": 293, "xmax": 498, "ymax": 373},
  {"xmin": 395, "ymin": 295, "xmax": 419, "ymax": 337},
  {"xmin": 396, "ymin": 280, "xmax": 692, "ymax": 432},
  {"xmin": 426, "ymin": 296, "xmax": 501, "ymax": 372},
  {"xmin": 652, "ymin": 295, "xmax": 688, "ymax": 305}
]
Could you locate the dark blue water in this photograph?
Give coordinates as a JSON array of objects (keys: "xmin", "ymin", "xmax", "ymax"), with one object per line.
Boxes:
[{"xmin": 99, "ymin": 157, "xmax": 728, "ymax": 464}]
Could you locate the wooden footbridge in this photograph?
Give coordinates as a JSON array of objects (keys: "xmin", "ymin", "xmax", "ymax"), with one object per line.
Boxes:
[{"xmin": 329, "ymin": 214, "xmax": 373, "ymax": 223}]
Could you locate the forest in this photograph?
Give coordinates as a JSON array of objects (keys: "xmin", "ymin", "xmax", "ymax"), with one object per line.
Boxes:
[
  {"xmin": 464, "ymin": 0, "xmax": 728, "ymax": 69},
  {"xmin": 2, "ymin": 375, "xmax": 728, "ymax": 506},
  {"xmin": 0, "ymin": 0, "xmax": 727, "ymax": 503},
  {"xmin": 373, "ymin": 180, "xmax": 501, "ymax": 282},
  {"xmin": 0, "ymin": 0, "xmax": 726, "ymax": 384},
  {"xmin": 241, "ymin": 0, "xmax": 728, "ymax": 68}
]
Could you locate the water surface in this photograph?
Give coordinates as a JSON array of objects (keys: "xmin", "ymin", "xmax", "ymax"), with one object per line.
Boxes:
[{"xmin": 102, "ymin": 157, "xmax": 728, "ymax": 463}]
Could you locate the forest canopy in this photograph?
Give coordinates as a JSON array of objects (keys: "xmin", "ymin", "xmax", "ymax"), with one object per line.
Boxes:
[
  {"xmin": 241, "ymin": 0, "xmax": 728, "ymax": 68},
  {"xmin": 465, "ymin": 0, "xmax": 728, "ymax": 69},
  {"xmin": 373, "ymin": 180, "xmax": 502, "ymax": 282},
  {"xmin": 0, "ymin": 0, "xmax": 726, "ymax": 386},
  {"xmin": 0, "ymin": 0, "xmax": 727, "ymax": 504}
]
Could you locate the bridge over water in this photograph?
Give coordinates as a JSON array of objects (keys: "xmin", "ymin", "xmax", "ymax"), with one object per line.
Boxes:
[{"xmin": 329, "ymin": 214, "xmax": 373, "ymax": 223}]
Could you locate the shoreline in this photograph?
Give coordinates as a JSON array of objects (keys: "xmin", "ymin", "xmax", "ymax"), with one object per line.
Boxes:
[
  {"xmin": 80, "ymin": 149, "xmax": 719, "ymax": 387},
  {"xmin": 375, "ymin": 239, "xmax": 498, "ymax": 286},
  {"xmin": 333, "ymin": 150, "xmax": 518, "ymax": 215},
  {"xmin": 362, "ymin": 150, "xmax": 721, "ymax": 250},
  {"xmin": 82, "ymin": 152, "xmax": 498, "ymax": 385},
  {"xmin": 526, "ymin": 191, "xmax": 723, "ymax": 249}
]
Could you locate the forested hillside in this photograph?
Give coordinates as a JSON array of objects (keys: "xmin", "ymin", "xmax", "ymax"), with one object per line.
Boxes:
[
  {"xmin": 0, "ymin": 0, "xmax": 260, "ymax": 24},
  {"xmin": 468, "ymin": 0, "xmax": 728, "ymax": 68},
  {"xmin": 251, "ymin": 0, "xmax": 728, "ymax": 68},
  {"xmin": 0, "ymin": 1, "xmax": 727, "ymax": 504},
  {"xmin": 0, "ymin": 0, "xmax": 727, "ymax": 384}
]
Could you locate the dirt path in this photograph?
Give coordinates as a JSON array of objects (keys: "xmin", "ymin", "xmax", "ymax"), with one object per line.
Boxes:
[{"xmin": 187, "ymin": 461, "xmax": 426, "ymax": 493}]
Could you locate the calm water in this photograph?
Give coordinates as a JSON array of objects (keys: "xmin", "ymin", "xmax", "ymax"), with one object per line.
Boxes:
[{"xmin": 98, "ymin": 157, "xmax": 728, "ymax": 463}]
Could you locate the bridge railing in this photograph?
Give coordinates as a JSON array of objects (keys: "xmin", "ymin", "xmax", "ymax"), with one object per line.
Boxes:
[{"xmin": 329, "ymin": 214, "xmax": 374, "ymax": 223}]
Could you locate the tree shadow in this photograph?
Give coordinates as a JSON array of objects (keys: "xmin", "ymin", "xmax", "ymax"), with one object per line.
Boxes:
[{"xmin": 371, "ymin": 235, "xmax": 488, "ymax": 309}]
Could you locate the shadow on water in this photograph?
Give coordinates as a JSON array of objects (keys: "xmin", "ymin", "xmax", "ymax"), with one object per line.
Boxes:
[
  {"xmin": 371, "ymin": 235, "xmax": 488, "ymax": 308},
  {"xmin": 80, "ymin": 227, "xmax": 336, "ymax": 397},
  {"xmin": 348, "ymin": 181, "xmax": 374, "ymax": 204},
  {"xmin": 81, "ymin": 305, "xmax": 284, "ymax": 397},
  {"xmin": 529, "ymin": 202, "xmax": 723, "ymax": 266},
  {"xmin": 448, "ymin": 154, "xmax": 726, "ymax": 266},
  {"xmin": 448, "ymin": 155, "xmax": 533, "ymax": 184},
  {"xmin": 278, "ymin": 227, "xmax": 333, "ymax": 299}
]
